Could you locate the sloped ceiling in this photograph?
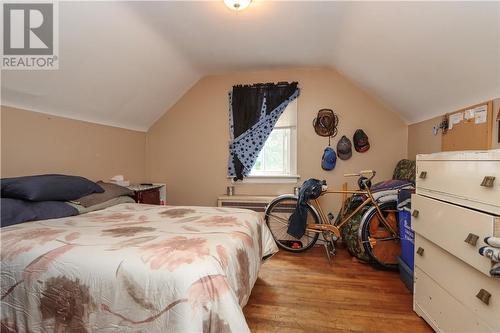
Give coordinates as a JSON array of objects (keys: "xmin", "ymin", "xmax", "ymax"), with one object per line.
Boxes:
[{"xmin": 2, "ymin": 1, "xmax": 499, "ymax": 131}]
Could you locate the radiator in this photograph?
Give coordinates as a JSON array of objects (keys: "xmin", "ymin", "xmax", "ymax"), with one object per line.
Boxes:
[{"xmin": 217, "ymin": 195, "xmax": 276, "ymax": 213}]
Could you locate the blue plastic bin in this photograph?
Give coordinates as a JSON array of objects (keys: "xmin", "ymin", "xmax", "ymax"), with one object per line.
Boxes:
[
  {"xmin": 399, "ymin": 210, "xmax": 414, "ymax": 269},
  {"xmin": 398, "ymin": 189, "xmax": 414, "ymax": 270}
]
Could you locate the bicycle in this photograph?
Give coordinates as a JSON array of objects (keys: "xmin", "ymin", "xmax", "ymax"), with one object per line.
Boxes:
[{"xmin": 264, "ymin": 170, "xmax": 401, "ymax": 270}]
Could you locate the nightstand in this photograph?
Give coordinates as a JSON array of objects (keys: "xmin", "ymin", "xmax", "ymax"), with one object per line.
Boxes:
[{"xmin": 127, "ymin": 184, "xmax": 166, "ymax": 205}]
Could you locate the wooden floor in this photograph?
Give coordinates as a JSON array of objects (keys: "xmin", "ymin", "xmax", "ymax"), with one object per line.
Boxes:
[{"xmin": 244, "ymin": 246, "xmax": 432, "ymax": 333}]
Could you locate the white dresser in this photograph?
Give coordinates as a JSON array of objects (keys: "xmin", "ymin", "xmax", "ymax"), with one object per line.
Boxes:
[{"xmin": 412, "ymin": 150, "xmax": 500, "ymax": 333}]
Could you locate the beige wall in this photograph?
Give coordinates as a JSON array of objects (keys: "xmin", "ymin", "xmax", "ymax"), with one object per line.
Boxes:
[
  {"xmin": 407, "ymin": 115, "xmax": 443, "ymax": 159},
  {"xmin": 146, "ymin": 68, "xmax": 408, "ymax": 212},
  {"xmin": 1, "ymin": 106, "xmax": 146, "ymax": 183},
  {"xmin": 408, "ymin": 97, "xmax": 500, "ymax": 159}
]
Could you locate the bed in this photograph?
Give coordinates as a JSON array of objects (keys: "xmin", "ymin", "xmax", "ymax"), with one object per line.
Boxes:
[{"xmin": 0, "ymin": 203, "xmax": 278, "ymax": 332}]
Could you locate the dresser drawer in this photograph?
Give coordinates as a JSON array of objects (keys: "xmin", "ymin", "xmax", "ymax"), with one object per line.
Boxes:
[
  {"xmin": 416, "ymin": 159, "xmax": 500, "ymax": 215},
  {"xmin": 414, "ymin": 266, "xmax": 495, "ymax": 333},
  {"xmin": 415, "ymin": 235, "xmax": 500, "ymax": 331},
  {"xmin": 412, "ymin": 194, "xmax": 497, "ymax": 276}
]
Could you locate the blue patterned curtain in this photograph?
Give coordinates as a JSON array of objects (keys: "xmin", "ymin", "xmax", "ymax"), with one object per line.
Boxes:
[{"xmin": 227, "ymin": 82, "xmax": 300, "ymax": 181}]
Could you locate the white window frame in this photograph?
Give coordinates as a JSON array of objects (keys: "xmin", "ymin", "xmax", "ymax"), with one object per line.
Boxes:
[{"xmin": 232, "ymin": 99, "xmax": 300, "ymax": 184}]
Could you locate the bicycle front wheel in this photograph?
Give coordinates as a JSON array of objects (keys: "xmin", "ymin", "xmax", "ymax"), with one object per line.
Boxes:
[
  {"xmin": 265, "ymin": 195, "xmax": 320, "ymax": 252},
  {"xmin": 359, "ymin": 201, "xmax": 400, "ymax": 270}
]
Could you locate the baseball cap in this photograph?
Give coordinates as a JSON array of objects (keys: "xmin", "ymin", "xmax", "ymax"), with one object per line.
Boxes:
[
  {"xmin": 353, "ymin": 129, "xmax": 370, "ymax": 153},
  {"xmin": 337, "ymin": 135, "xmax": 352, "ymax": 160},
  {"xmin": 321, "ymin": 147, "xmax": 337, "ymax": 171}
]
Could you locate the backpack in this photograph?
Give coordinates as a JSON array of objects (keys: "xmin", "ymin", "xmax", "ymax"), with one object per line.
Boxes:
[
  {"xmin": 392, "ymin": 159, "xmax": 416, "ymax": 183},
  {"xmin": 338, "ymin": 196, "xmax": 371, "ymax": 262}
]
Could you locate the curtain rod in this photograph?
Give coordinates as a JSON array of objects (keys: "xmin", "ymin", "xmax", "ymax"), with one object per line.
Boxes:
[{"xmin": 233, "ymin": 81, "xmax": 298, "ymax": 89}]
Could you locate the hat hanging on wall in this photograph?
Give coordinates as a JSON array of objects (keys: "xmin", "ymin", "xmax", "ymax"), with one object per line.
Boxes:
[
  {"xmin": 353, "ymin": 129, "xmax": 370, "ymax": 153},
  {"xmin": 337, "ymin": 135, "xmax": 352, "ymax": 160},
  {"xmin": 313, "ymin": 109, "xmax": 339, "ymax": 138},
  {"xmin": 321, "ymin": 147, "xmax": 337, "ymax": 171}
]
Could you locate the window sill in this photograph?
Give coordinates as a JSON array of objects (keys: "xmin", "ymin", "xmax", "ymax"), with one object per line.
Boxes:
[{"xmin": 229, "ymin": 175, "xmax": 301, "ymax": 184}]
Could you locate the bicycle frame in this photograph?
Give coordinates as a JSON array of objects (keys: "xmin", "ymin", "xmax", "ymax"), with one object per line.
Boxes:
[{"xmin": 305, "ymin": 186, "xmax": 398, "ymax": 239}]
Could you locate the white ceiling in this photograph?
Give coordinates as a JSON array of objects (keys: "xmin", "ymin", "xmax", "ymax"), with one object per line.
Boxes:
[{"xmin": 2, "ymin": 1, "xmax": 499, "ymax": 131}]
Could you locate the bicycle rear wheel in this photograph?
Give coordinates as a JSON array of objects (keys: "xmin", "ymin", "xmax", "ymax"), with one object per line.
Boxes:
[
  {"xmin": 359, "ymin": 201, "xmax": 400, "ymax": 270},
  {"xmin": 265, "ymin": 195, "xmax": 320, "ymax": 252}
]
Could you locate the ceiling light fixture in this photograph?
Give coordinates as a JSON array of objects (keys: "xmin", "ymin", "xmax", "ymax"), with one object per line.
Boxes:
[{"xmin": 224, "ymin": 0, "xmax": 251, "ymax": 11}]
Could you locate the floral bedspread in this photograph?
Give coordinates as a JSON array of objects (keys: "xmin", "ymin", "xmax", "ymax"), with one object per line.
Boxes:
[{"xmin": 0, "ymin": 204, "xmax": 278, "ymax": 332}]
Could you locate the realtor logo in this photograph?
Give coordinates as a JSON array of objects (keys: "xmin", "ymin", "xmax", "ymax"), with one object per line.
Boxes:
[{"xmin": 2, "ymin": 2, "xmax": 59, "ymax": 70}]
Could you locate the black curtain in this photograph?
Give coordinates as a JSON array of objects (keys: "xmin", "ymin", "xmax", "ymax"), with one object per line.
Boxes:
[
  {"xmin": 229, "ymin": 81, "xmax": 299, "ymax": 180},
  {"xmin": 231, "ymin": 82, "xmax": 298, "ymax": 138}
]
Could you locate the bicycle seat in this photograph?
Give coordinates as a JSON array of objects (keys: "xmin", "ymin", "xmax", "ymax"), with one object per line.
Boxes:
[{"xmin": 358, "ymin": 176, "xmax": 372, "ymax": 189}]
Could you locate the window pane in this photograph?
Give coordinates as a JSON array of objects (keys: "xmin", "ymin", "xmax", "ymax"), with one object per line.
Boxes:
[
  {"xmin": 264, "ymin": 129, "xmax": 285, "ymax": 172},
  {"xmin": 250, "ymin": 128, "xmax": 291, "ymax": 176},
  {"xmin": 253, "ymin": 155, "xmax": 263, "ymax": 171},
  {"xmin": 246, "ymin": 100, "xmax": 297, "ymax": 177}
]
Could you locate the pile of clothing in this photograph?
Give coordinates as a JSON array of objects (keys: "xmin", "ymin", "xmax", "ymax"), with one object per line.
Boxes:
[{"xmin": 1, "ymin": 174, "xmax": 134, "ymax": 227}]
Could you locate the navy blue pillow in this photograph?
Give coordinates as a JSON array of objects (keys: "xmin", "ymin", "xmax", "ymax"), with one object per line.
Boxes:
[
  {"xmin": 1, "ymin": 198, "xmax": 79, "ymax": 227},
  {"xmin": 0, "ymin": 198, "xmax": 36, "ymax": 227},
  {"xmin": 1, "ymin": 174, "xmax": 104, "ymax": 201}
]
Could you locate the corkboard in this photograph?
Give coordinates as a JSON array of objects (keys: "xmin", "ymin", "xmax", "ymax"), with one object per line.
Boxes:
[{"xmin": 441, "ymin": 101, "xmax": 493, "ymax": 151}]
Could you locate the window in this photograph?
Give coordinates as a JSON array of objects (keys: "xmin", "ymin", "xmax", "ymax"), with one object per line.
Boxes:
[{"xmin": 249, "ymin": 99, "xmax": 298, "ymax": 178}]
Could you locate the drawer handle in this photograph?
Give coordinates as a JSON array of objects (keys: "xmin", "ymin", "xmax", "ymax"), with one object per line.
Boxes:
[
  {"xmin": 476, "ymin": 289, "xmax": 491, "ymax": 305},
  {"xmin": 419, "ymin": 171, "xmax": 427, "ymax": 179},
  {"xmin": 412, "ymin": 210, "xmax": 419, "ymax": 218},
  {"xmin": 416, "ymin": 247, "xmax": 424, "ymax": 256},
  {"xmin": 464, "ymin": 233, "xmax": 479, "ymax": 246},
  {"xmin": 480, "ymin": 176, "xmax": 495, "ymax": 188}
]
